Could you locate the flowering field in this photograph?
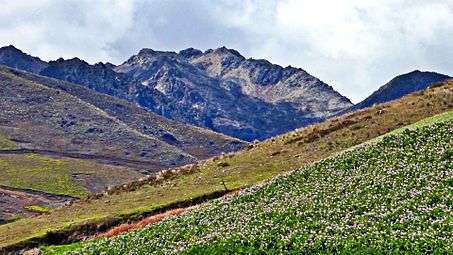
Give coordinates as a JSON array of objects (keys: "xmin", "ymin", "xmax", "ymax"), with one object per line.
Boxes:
[{"xmin": 44, "ymin": 120, "xmax": 453, "ymax": 254}]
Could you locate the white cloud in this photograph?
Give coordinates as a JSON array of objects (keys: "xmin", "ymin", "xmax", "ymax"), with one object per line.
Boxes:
[
  {"xmin": 248, "ymin": 0, "xmax": 453, "ymax": 101},
  {"xmin": 0, "ymin": 0, "xmax": 451, "ymax": 102},
  {"xmin": 0, "ymin": 0, "xmax": 135, "ymax": 63}
]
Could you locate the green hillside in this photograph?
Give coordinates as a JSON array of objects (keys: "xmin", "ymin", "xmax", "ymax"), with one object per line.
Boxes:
[
  {"xmin": 0, "ymin": 80, "xmax": 451, "ymax": 251},
  {"xmin": 46, "ymin": 117, "xmax": 453, "ymax": 254}
]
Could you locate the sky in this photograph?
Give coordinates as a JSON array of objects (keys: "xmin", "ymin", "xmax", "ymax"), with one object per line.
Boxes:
[{"xmin": 1, "ymin": 0, "xmax": 452, "ymax": 102}]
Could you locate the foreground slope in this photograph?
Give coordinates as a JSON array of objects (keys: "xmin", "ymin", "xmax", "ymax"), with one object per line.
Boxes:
[
  {"xmin": 0, "ymin": 80, "xmax": 451, "ymax": 251},
  {"xmin": 50, "ymin": 114, "xmax": 453, "ymax": 254}
]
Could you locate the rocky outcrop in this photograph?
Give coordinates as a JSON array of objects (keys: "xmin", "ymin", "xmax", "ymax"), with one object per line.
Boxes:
[{"xmin": 41, "ymin": 58, "xmax": 126, "ymax": 97}]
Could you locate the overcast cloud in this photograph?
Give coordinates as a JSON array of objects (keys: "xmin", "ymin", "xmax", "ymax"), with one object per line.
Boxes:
[{"xmin": 1, "ymin": 0, "xmax": 452, "ymax": 102}]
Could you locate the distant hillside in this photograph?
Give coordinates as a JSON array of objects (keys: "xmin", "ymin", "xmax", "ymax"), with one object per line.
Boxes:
[
  {"xmin": 0, "ymin": 45, "xmax": 352, "ymax": 141},
  {"xmin": 351, "ymin": 70, "xmax": 450, "ymax": 111},
  {"xmin": 2, "ymin": 80, "xmax": 451, "ymax": 252},
  {"xmin": 0, "ymin": 66, "xmax": 244, "ymax": 166},
  {"xmin": 0, "ymin": 65, "xmax": 244, "ymax": 223}
]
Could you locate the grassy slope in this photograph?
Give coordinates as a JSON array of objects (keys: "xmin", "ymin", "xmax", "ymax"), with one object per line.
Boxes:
[
  {"xmin": 46, "ymin": 113, "xmax": 453, "ymax": 254},
  {"xmin": 0, "ymin": 80, "xmax": 452, "ymax": 249},
  {"xmin": 0, "ymin": 65, "xmax": 244, "ymax": 220},
  {"xmin": 0, "ymin": 153, "xmax": 143, "ymax": 197}
]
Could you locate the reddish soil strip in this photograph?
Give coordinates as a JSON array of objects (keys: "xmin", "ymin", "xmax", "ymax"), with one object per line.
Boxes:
[{"xmin": 95, "ymin": 207, "xmax": 188, "ymax": 238}]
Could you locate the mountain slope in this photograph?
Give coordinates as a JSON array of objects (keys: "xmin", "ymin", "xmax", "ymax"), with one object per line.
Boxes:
[
  {"xmin": 1, "ymin": 80, "xmax": 451, "ymax": 252},
  {"xmin": 351, "ymin": 70, "xmax": 450, "ymax": 110},
  {"xmin": 0, "ymin": 45, "xmax": 352, "ymax": 141},
  {"xmin": 8, "ymin": 67, "xmax": 245, "ymax": 159},
  {"xmin": 0, "ymin": 66, "xmax": 243, "ymax": 164},
  {"xmin": 111, "ymin": 48, "xmax": 323, "ymax": 140},
  {"xmin": 0, "ymin": 67, "xmax": 194, "ymax": 169},
  {"xmin": 55, "ymin": 118, "xmax": 452, "ymax": 254},
  {"xmin": 0, "ymin": 65, "xmax": 244, "ymax": 222}
]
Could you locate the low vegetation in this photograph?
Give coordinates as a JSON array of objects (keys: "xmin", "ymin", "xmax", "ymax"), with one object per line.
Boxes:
[
  {"xmin": 0, "ymin": 80, "xmax": 452, "ymax": 251},
  {"xmin": 24, "ymin": 205, "xmax": 51, "ymax": 214},
  {"xmin": 45, "ymin": 116, "xmax": 453, "ymax": 254},
  {"xmin": 0, "ymin": 153, "xmax": 143, "ymax": 197}
]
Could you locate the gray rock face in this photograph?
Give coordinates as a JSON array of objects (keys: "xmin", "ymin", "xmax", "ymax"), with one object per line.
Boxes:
[
  {"xmin": 0, "ymin": 45, "xmax": 353, "ymax": 141},
  {"xmin": 188, "ymin": 47, "xmax": 352, "ymax": 117}
]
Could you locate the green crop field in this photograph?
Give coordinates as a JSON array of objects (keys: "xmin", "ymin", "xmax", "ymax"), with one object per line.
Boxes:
[{"xmin": 43, "ymin": 117, "xmax": 453, "ymax": 254}]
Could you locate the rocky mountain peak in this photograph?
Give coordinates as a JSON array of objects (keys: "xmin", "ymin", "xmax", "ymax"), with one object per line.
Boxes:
[
  {"xmin": 41, "ymin": 56, "xmax": 125, "ymax": 97},
  {"xmin": 212, "ymin": 46, "xmax": 244, "ymax": 58},
  {"xmin": 94, "ymin": 62, "xmax": 117, "ymax": 69},
  {"xmin": 136, "ymin": 48, "xmax": 177, "ymax": 58},
  {"xmin": 179, "ymin": 48, "xmax": 203, "ymax": 59},
  {"xmin": 1, "ymin": 45, "xmax": 21, "ymax": 52},
  {"xmin": 190, "ymin": 47, "xmax": 245, "ymax": 76},
  {"xmin": 116, "ymin": 49, "xmax": 182, "ymax": 74},
  {"xmin": 52, "ymin": 57, "xmax": 88, "ymax": 66}
]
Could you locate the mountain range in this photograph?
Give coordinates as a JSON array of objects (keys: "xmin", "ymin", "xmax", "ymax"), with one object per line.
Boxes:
[
  {"xmin": 2, "ymin": 45, "xmax": 450, "ymax": 141},
  {"xmin": 0, "ymin": 43, "xmax": 452, "ymax": 250},
  {"xmin": 0, "ymin": 45, "xmax": 354, "ymax": 141}
]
